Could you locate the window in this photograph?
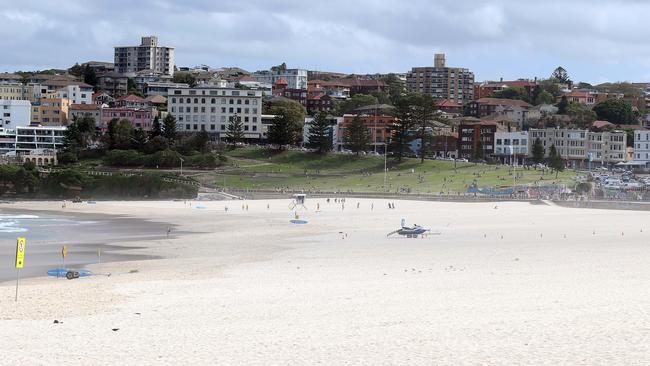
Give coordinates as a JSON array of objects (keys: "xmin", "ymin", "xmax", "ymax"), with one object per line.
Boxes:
[
  {"xmin": 252, "ymin": 125, "xmax": 257, "ymax": 131},
  {"xmin": 193, "ymin": 124, "xmax": 198, "ymax": 130},
  {"xmin": 237, "ymin": 108, "xmax": 241, "ymax": 113},
  {"xmin": 221, "ymin": 107, "xmax": 226, "ymax": 113},
  {"xmin": 244, "ymin": 125, "xmax": 249, "ymax": 131},
  {"xmin": 229, "ymin": 108, "xmax": 234, "ymax": 113},
  {"xmin": 185, "ymin": 124, "xmax": 190, "ymax": 130},
  {"xmin": 221, "ymin": 124, "xmax": 225, "ymax": 130},
  {"xmin": 186, "ymin": 98, "xmax": 191, "ymax": 103},
  {"xmin": 172, "ymin": 98, "xmax": 176, "ymax": 103},
  {"xmin": 201, "ymin": 98, "xmax": 205, "ymax": 104}
]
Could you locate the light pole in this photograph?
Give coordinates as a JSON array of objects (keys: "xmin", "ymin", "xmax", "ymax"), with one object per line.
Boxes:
[
  {"xmin": 383, "ymin": 142, "xmax": 388, "ymax": 192},
  {"xmin": 179, "ymin": 157, "xmax": 184, "ymax": 176}
]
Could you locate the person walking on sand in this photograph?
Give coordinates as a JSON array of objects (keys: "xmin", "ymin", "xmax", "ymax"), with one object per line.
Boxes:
[{"xmin": 167, "ymin": 227, "xmax": 171, "ymax": 236}]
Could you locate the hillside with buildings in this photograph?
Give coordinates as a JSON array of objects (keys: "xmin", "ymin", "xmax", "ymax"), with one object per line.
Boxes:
[{"xmin": 1, "ymin": 36, "xmax": 649, "ymax": 199}]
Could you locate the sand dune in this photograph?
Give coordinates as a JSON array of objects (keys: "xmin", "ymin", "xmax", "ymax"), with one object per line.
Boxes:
[{"xmin": 1, "ymin": 199, "xmax": 649, "ymax": 365}]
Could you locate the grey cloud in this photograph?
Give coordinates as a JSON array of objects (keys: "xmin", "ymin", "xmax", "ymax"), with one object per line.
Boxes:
[{"xmin": 1, "ymin": 0, "xmax": 650, "ymax": 82}]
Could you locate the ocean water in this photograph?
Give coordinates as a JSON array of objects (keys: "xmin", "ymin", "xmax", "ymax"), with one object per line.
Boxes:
[{"xmin": 0, "ymin": 210, "xmax": 169, "ymax": 282}]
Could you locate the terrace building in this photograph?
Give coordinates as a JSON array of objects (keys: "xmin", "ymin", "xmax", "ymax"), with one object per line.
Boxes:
[
  {"xmin": 528, "ymin": 128, "xmax": 626, "ymax": 167},
  {"xmin": 253, "ymin": 67, "xmax": 308, "ymax": 90}
]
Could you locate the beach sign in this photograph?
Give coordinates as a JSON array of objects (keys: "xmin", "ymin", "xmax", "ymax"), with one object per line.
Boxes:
[
  {"xmin": 15, "ymin": 237, "xmax": 26, "ymax": 268},
  {"xmin": 62, "ymin": 245, "xmax": 68, "ymax": 258}
]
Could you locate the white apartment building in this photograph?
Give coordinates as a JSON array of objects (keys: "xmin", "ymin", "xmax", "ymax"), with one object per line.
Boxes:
[
  {"xmin": 633, "ymin": 130, "xmax": 650, "ymax": 163},
  {"xmin": 55, "ymin": 84, "xmax": 93, "ymax": 105},
  {"xmin": 253, "ymin": 68, "xmax": 308, "ymax": 89},
  {"xmin": 167, "ymin": 87, "xmax": 264, "ymax": 139},
  {"xmin": 528, "ymin": 128, "xmax": 626, "ymax": 166},
  {"xmin": 494, "ymin": 131, "xmax": 529, "ymax": 164},
  {"xmin": 115, "ymin": 36, "xmax": 175, "ymax": 76},
  {"xmin": 0, "ymin": 100, "xmax": 31, "ymax": 129},
  {"xmin": 0, "ymin": 125, "xmax": 66, "ymax": 155}
]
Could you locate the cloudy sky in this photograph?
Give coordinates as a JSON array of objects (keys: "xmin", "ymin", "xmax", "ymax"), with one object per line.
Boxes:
[{"xmin": 1, "ymin": 0, "xmax": 649, "ymax": 83}]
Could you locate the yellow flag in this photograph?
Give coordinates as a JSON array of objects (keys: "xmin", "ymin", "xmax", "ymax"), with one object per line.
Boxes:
[{"xmin": 15, "ymin": 237, "xmax": 26, "ymax": 269}]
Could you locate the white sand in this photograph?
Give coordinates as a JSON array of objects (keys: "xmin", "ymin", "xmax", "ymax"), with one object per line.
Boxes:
[{"xmin": 1, "ymin": 198, "xmax": 650, "ymax": 365}]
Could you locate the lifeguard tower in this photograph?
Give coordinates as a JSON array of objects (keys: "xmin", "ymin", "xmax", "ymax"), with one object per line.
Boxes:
[{"xmin": 289, "ymin": 194, "xmax": 307, "ymax": 210}]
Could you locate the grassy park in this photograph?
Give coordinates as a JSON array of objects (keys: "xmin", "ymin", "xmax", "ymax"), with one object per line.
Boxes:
[{"xmin": 191, "ymin": 147, "xmax": 582, "ymax": 194}]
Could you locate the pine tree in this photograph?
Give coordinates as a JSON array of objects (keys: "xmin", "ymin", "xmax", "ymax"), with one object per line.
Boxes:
[
  {"xmin": 532, "ymin": 138, "xmax": 545, "ymax": 164},
  {"xmin": 308, "ymin": 112, "xmax": 332, "ymax": 154},
  {"xmin": 548, "ymin": 144, "xmax": 565, "ymax": 178},
  {"xmin": 151, "ymin": 116, "xmax": 162, "ymax": 138},
  {"xmin": 162, "ymin": 114, "xmax": 177, "ymax": 144},
  {"xmin": 344, "ymin": 115, "xmax": 370, "ymax": 155},
  {"xmin": 267, "ymin": 109, "xmax": 301, "ymax": 150},
  {"xmin": 226, "ymin": 115, "xmax": 245, "ymax": 148}
]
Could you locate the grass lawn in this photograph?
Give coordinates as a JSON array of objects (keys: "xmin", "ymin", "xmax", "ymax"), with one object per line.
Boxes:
[{"xmin": 191, "ymin": 147, "xmax": 582, "ymax": 194}]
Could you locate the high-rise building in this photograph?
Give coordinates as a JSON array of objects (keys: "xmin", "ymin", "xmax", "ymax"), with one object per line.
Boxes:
[
  {"xmin": 406, "ymin": 53, "xmax": 474, "ymax": 105},
  {"xmin": 114, "ymin": 36, "xmax": 175, "ymax": 76}
]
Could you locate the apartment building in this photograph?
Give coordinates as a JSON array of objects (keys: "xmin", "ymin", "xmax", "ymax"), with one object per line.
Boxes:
[
  {"xmin": 167, "ymin": 87, "xmax": 264, "ymax": 139},
  {"xmin": 406, "ymin": 53, "xmax": 475, "ymax": 104},
  {"xmin": 41, "ymin": 80, "xmax": 93, "ymax": 104},
  {"xmin": 633, "ymin": 130, "xmax": 650, "ymax": 163},
  {"xmin": 0, "ymin": 125, "xmax": 66, "ymax": 164},
  {"xmin": 0, "ymin": 100, "xmax": 31, "ymax": 128},
  {"xmin": 114, "ymin": 36, "xmax": 175, "ymax": 76},
  {"xmin": 97, "ymin": 72, "xmax": 129, "ymax": 96},
  {"xmin": 37, "ymin": 92, "xmax": 71, "ymax": 125},
  {"xmin": 253, "ymin": 67, "xmax": 308, "ymax": 90},
  {"xmin": 0, "ymin": 83, "xmax": 33, "ymax": 101},
  {"xmin": 69, "ymin": 104, "xmax": 103, "ymax": 126},
  {"xmin": 494, "ymin": 131, "xmax": 529, "ymax": 164},
  {"xmin": 101, "ymin": 107, "xmax": 155, "ymax": 131},
  {"xmin": 528, "ymin": 128, "xmax": 626, "ymax": 166},
  {"xmin": 458, "ymin": 121, "xmax": 497, "ymax": 159}
]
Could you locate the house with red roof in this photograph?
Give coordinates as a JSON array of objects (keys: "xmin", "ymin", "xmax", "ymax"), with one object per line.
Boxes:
[
  {"xmin": 116, "ymin": 94, "xmax": 149, "ymax": 108},
  {"xmin": 435, "ymin": 99, "xmax": 462, "ymax": 115}
]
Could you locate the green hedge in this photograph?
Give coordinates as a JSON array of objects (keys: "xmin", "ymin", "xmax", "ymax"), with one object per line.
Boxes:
[{"xmin": 103, "ymin": 149, "xmax": 220, "ymax": 169}]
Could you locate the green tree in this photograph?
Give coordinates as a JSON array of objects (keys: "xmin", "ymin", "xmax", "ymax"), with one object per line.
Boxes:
[
  {"xmin": 381, "ymin": 73, "xmax": 406, "ymax": 103},
  {"xmin": 551, "ymin": 67, "xmax": 571, "ymax": 84},
  {"xmin": 83, "ymin": 65, "xmax": 98, "ymax": 87},
  {"xmin": 548, "ymin": 144, "xmax": 565, "ymax": 178},
  {"xmin": 344, "ymin": 115, "xmax": 370, "ymax": 155},
  {"xmin": 226, "ymin": 115, "xmax": 245, "ymax": 148},
  {"xmin": 566, "ymin": 102, "xmax": 597, "ymax": 128},
  {"xmin": 107, "ymin": 119, "xmax": 134, "ymax": 150},
  {"xmin": 307, "ymin": 111, "xmax": 333, "ymax": 154},
  {"xmin": 194, "ymin": 130, "xmax": 211, "ymax": 153},
  {"xmin": 335, "ymin": 94, "xmax": 378, "ymax": 115},
  {"xmin": 592, "ymin": 99, "xmax": 635, "ymax": 124},
  {"xmin": 411, "ymin": 93, "xmax": 437, "ymax": 163},
  {"xmin": 172, "ymin": 72, "xmax": 197, "ymax": 87},
  {"xmin": 162, "ymin": 114, "xmax": 178, "ymax": 144},
  {"xmin": 151, "ymin": 116, "xmax": 162, "ymax": 138},
  {"xmin": 532, "ymin": 138, "xmax": 545, "ymax": 164},
  {"xmin": 132, "ymin": 128, "xmax": 148, "ymax": 150},
  {"xmin": 268, "ymin": 109, "xmax": 302, "ymax": 149},
  {"xmin": 127, "ymin": 78, "xmax": 143, "ymax": 97},
  {"xmin": 391, "ymin": 94, "xmax": 417, "ymax": 162},
  {"xmin": 557, "ymin": 96, "xmax": 569, "ymax": 114},
  {"xmin": 492, "ymin": 86, "xmax": 529, "ymax": 102}
]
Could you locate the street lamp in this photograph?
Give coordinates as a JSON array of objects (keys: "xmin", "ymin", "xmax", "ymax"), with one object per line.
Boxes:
[{"xmin": 179, "ymin": 156, "xmax": 184, "ymax": 176}]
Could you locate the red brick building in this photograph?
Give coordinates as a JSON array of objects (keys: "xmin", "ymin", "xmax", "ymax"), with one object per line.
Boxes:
[
  {"xmin": 338, "ymin": 114, "xmax": 397, "ymax": 152},
  {"xmin": 458, "ymin": 121, "xmax": 498, "ymax": 160}
]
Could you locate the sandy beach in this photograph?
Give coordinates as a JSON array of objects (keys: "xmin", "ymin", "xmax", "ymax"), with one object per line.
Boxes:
[{"xmin": 1, "ymin": 198, "xmax": 649, "ymax": 365}]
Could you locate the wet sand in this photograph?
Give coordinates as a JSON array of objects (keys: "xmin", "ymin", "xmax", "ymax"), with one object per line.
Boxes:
[{"xmin": 0, "ymin": 207, "xmax": 172, "ymax": 282}]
